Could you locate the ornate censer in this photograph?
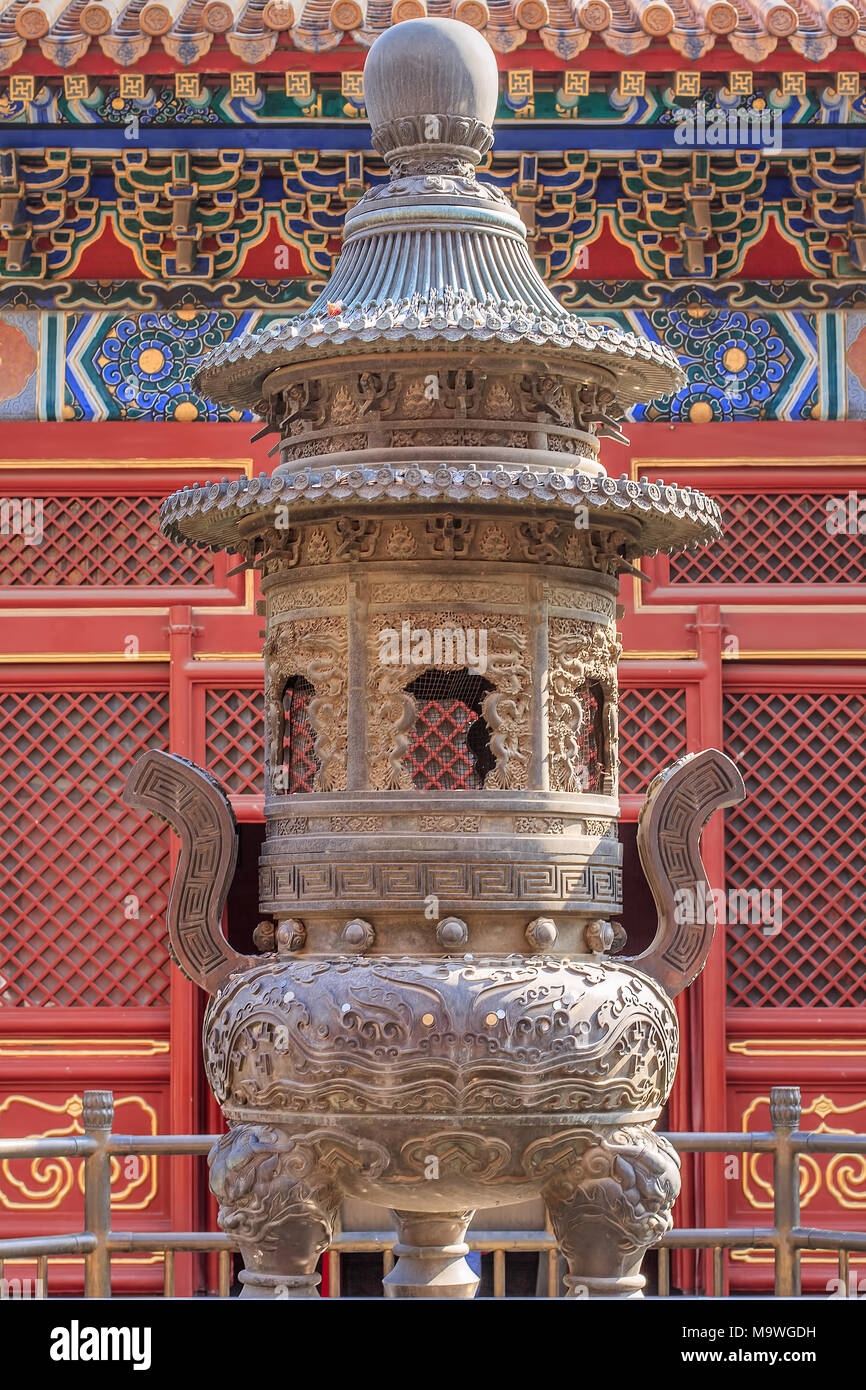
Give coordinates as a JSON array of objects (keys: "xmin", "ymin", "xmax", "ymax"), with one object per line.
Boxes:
[{"xmin": 125, "ymin": 18, "xmax": 744, "ymax": 1299}]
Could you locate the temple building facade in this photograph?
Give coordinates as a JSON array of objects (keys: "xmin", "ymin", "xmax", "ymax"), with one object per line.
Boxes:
[{"xmin": 0, "ymin": 4, "xmax": 864, "ymax": 1296}]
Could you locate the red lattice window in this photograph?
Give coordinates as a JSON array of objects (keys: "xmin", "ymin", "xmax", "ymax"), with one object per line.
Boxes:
[
  {"xmin": 205, "ymin": 688, "xmax": 264, "ymax": 795},
  {"xmin": 619, "ymin": 687, "xmax": 688, "ymax": 795},
  {"xmin": 0, "ymin": 494, "xmax": 212, "ymax": 587},
  {"xmin": 668, "ymin": 493, "xmax": 866, "ymax": 586},
  {"xmin": 405, "ymin": 670, "xmax": 495, "ymax": 791},
  {"xmin": 281, "ymin": 677, "xmax": 318, "ymax": 793},
  {"xmin": 724, "ymin": 689, "xmax": 866, "ymax": 1008},
  {"xmin": 0, "ymin": 689, "xmax": 171, "ymax": 1007}
]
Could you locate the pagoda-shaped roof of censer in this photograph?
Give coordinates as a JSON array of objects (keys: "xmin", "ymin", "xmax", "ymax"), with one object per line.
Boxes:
[
  {"xmin": 195, "ymin": 19, "xmax": 683, "ymax": 412},
  {"xmin": 163, "ymin": 17, "xmax": 723, "ymax": 562}
]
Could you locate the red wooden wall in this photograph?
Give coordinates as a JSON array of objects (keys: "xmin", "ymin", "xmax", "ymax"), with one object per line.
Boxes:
[{"xmin": 1, "ymin": 419, "xmax": 864, "ymax": 1294}]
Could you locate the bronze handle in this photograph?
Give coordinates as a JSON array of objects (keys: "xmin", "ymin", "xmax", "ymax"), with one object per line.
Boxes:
[
  {"xmin": 626, "ymin": 747, "xmax": 746, "ymax": 998},
  {"xmin": 123, "ymin": 749, "xmax": 254, "ymax": 994}
]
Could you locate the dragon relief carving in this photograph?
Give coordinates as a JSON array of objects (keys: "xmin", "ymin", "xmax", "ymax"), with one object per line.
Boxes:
[
  {"xmin": 547, "ymin": 617, "xmax": 621, "ymax": 796},
  {"xmin": 366, "ymin": 611, "xmax": 531, "ymax": 792},
  {"xmin": 265, "ymin": 616, "xmax": 349, "ymax": 792},
  {"xmin": 203, "ymin": 956, "xmax": 678, "ymax": 1120}
]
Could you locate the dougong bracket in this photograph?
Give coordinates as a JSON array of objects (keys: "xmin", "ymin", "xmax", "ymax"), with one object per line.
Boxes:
[
  {"xmin": 123, "ymin": 749, "xmax": 254, "ymax": 994},
  {"xmin": 629, "ymin": 748, "xmax": 746, "ymax": 998}
]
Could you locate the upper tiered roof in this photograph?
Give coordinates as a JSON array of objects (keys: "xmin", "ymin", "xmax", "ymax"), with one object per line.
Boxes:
[
  {"xmin": 2, "ymin": 0, "xmax": 864, "ymax": 71},
  {"xmin": 194, "ymin": 17, "xmax": 685, "ymax": 410}
]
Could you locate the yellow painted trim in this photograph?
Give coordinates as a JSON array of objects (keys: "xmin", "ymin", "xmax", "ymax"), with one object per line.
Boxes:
[
  {"xmin": 0, "ymin": 1094, "xmax": 158, "ymax": 1212},
  {"xmin": 201, "ymin": 568, "xmax": 256, "ymax": 615},
  {"xmin": 0, "ymin": 653, "xmax": 170, "ymax": 663},
  {"xmin": 722, "ymin": 605, "xmax": 866, "ymax": 613},
  {"xmin": 740, "ymin": 1093, "xmax": 866, "ymax": 1212},
  {"xmin": 621, "ymin": 650, "xmax": 698, "ymax": 660},
  {"xmin": 6, "ymin": 1256, "xmax": 164, "ymax": 1268},
  {"xmin": 0, "ymin": 458, "xmax": 253, "ymax": 474},
  {"xmin": 725, "ymin": 651, "xmax": 866, "ymax": 660},
  {"xmin": 730, "ymin": 1250, "xmax": 866, "ymax": 1266},
  {"xmin": 729, "ymin": 1039, "xmax": 866, "ymax": 1058},
  {"xmin": 0, "ymin": 1038, "xmax": 170, "ymax": 1058},
  {"xmin": 194, "ymin": 653, "xmax": 263, "ymax": 662},
  {"xmin": 5, "ymin": 608, "xmax": 172, "ymax": 616}
]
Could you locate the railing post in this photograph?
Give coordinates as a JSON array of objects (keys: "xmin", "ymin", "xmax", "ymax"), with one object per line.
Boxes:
[
  {"xmin": 770, "ymin": 1085, "xmax": 801, "ymax": 1297},
  {"xmin": 82, "ymin": 1090, "xmax": 113, "ymax": 1299}
]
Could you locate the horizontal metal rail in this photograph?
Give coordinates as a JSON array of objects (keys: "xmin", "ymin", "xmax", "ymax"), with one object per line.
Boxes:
[{"xmin": 1, "ymin": 1085, "xmax": 863, "ymax": 1298}]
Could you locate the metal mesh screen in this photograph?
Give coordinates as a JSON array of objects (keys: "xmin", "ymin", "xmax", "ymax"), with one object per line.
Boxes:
[
  {"xmin": 576, "ymin": 681, "xmax": 605, "ymax": 792},
  {"xmin": 405, "ymin": 669, "xmax": 495, "ymax": 791},
  {"xmin": 282, "ymin": 676, "xmax": 318, "ymax": 793}
]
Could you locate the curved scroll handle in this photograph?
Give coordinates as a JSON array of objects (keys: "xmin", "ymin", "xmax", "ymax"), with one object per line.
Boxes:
[
  {"xmin": 625, "ymin": 748, "xmax": 746, "ymax": 999},
  {"xmin": 123, "ymin": 750, "xmax": 255, "ymax": 994}
]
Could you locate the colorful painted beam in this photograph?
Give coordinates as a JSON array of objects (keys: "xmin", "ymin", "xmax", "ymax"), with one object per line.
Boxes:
[{"xmin": 0, "ymin": 144, "xmax": 864, "ymax": 287}]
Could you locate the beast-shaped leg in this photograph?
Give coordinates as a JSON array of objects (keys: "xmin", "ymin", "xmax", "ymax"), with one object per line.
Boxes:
[
  {"xmin": 542, "ymin": 1127, "xmax": 680, "ymax": 1299},
  {"xmin": 208, "ymin": 1125, "xmax": 341, "ymax": 1299}
]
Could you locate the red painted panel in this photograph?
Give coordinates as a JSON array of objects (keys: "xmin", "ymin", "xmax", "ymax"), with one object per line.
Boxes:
[
  {"xmin": 0, "ymin": 1077, "xmax": 171, "ymax": 1295},
  {"xmin": 726, "ymin": 1085, "xmax": 866, "ymax": 1293}
]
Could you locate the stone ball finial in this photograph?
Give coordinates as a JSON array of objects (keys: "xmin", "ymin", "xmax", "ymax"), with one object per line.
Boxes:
[{"xmin": 363, "ymin": 17, "xmax": 498, "ymax": 166}]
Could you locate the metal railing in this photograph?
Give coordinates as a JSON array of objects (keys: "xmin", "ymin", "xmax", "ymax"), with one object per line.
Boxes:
[{"xmin": 1, "ymin": 1085, "xmax": 864, "ymax": 1299}]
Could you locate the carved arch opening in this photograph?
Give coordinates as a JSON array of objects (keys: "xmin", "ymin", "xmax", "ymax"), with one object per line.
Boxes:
[
  {"xmin": 367, "ymin": 612, "xmax": 531, "ymax": 792},
  {"xmin": 265, "ymin": 617, "xmax": 349, "ymax": 794}
]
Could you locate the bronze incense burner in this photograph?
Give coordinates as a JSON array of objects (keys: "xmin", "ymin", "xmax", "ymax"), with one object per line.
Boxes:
[{"xmin": 125, "ymin": 17, "xmax": 743, "ymax": 1299}]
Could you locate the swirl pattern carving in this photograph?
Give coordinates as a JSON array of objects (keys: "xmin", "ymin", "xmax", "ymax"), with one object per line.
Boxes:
[{"xmin": 204, "ymin": 954, "xmax": 678, "ymax": 1122}]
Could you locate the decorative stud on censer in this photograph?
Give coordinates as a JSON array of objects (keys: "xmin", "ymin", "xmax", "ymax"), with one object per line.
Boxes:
[{"xmin": 125, "ymin": 18, "xmax": 745, "ymax": 1299}]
